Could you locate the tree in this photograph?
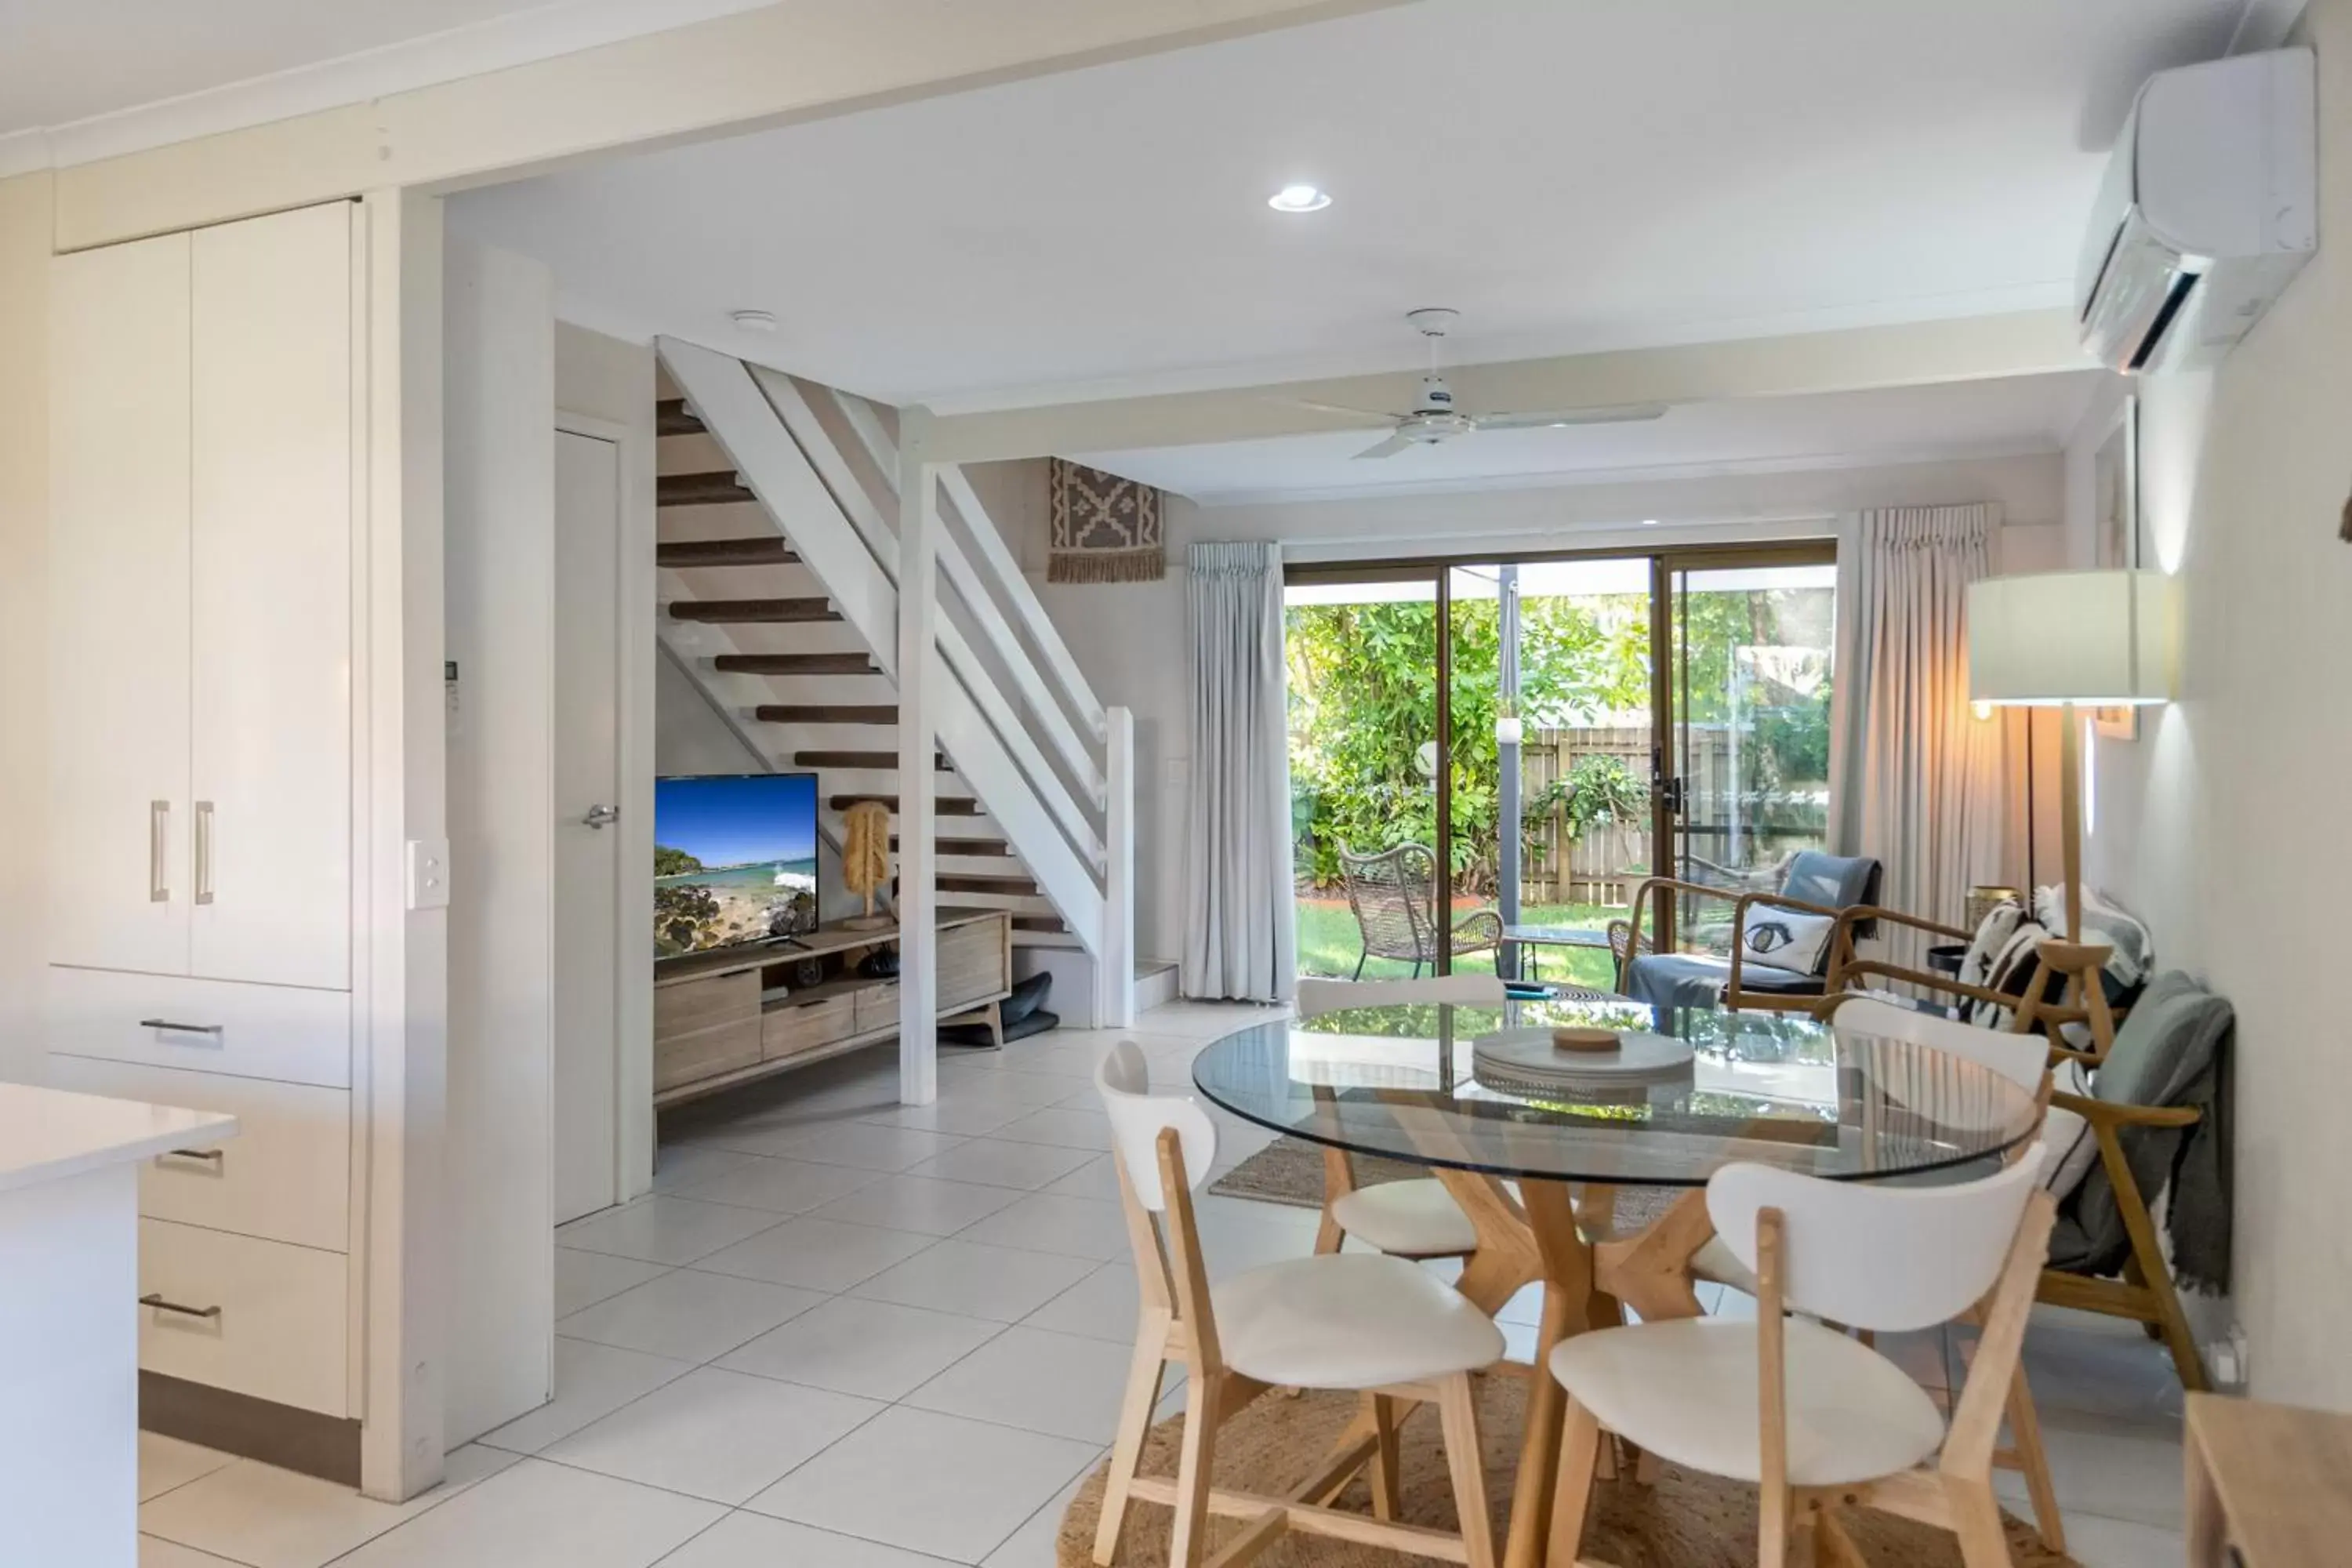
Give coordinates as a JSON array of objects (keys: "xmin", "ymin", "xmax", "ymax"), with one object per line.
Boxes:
[{"xmin": 654, "ymin": 844, "xmax": 703, "ymax": 877}]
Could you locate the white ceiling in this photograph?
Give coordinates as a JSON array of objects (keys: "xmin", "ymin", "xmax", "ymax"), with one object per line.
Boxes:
[
  {"xmin": 1080, "ymin": 370, "xmax": 2105, "ymax": 504},
  {"xmin": 452, "ymin": 0, "xmax": 2245, "ymax": 416},
  {"xmin": 0, "ymin": 0, "xmax": 771, "ymax": 169}
]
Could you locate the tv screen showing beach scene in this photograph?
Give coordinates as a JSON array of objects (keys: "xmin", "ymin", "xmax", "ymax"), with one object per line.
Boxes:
[{"xmin": 653, "ymin": 773, "xmax": 820, "ymax": 957}]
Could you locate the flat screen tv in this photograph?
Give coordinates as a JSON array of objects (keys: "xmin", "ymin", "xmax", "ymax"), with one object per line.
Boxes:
[{"xmin": 653, "ymin": 772, "xmax": 820, "ymax": 958}]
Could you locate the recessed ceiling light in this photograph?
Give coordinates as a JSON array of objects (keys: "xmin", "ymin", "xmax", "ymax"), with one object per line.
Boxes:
[
  {"xmin": 1268, "ymin": 183, "xmax": 1331, "ymax": 213},
  {"xmin": 1641, "ymin": 518, "xmax": 1660, "ymax": 527},
  {"xmin": 729, "ymin": 309, "xmax": 779, "ymax": 332}
]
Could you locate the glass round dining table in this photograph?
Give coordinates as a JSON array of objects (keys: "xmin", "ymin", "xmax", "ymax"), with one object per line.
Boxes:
[{"xmin": 1189, "ymin": 992, "xmax": 2043, "ymax": 1568}]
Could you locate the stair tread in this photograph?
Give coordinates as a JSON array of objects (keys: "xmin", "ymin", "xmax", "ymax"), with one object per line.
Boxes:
[
  {"xmin": 833, "ymin": 795, "xmax": 981, "ymax": 815},
  {"xmin": 658, "ymin": 536, "xmax": 796, "ymax": 568},
  {"xmin": 754, "ymin": 704, "xmax": 897, "ymax": 725},
  {"xmin": 939, "ymin": 876, "xmax": 1040, "ymax": 895},
  {"xmin": 717, "ymin": 653, "xmax": 881, "ymax": 676},
  {"xmin": 655, "ymin": 398, "xmax": 704, "ymax": 436},
  {"xmin": 796, "ymin": 750, "xmax": 952, "ymax": 770},
  {"xmin": 659, "ymin": 472, "xmax": 753, "ymax": 506},
  {"xmin": 670, "ymin": 597, "xmax": 840, "ymax": 624}
]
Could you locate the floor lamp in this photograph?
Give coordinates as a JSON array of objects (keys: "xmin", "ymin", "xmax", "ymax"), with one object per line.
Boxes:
[{"xmin": 1965, "ymin": 569, "xmax": 2176, "ymax": 941}]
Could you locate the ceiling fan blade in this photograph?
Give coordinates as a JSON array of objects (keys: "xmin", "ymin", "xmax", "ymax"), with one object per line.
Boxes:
[
  {"xmin": 1353, "ymin": 433, "xmax": 1418, "ymax": 460},
  {"xmin": 1278, "ymin": 396, "xmax": 1404, "ymax": 423},
  {"xmin": 1472, "ymin": 403, "xmax": 1671, "ymax": 431}
]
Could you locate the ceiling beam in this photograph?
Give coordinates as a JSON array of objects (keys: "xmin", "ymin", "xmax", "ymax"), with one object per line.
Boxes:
[
  {"xmin": 923, "ymin": 308, "xmax": 2091, "ymax": 463},
  {"xmin": 50, "ymin": 0, "xmax": 1412, "ymax": 250}
]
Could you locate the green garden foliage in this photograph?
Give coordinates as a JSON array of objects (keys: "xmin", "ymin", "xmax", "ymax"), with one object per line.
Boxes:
[{"xmin": 1287, "ymin": 586, "xmax": 1831, "ymax": 894}]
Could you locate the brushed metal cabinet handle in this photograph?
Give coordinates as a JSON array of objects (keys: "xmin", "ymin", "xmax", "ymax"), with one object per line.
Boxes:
[
  {"xmin": 140, "ymin": 1293, "xmax": 222, "ymax": 1322},
  {"xmin": 194, "ymin": 800, "xmax": 214, "ymax": 906},
  {"xmin": 150, "ymin": 800, "xmax": 170, "ymax": 903},
  {"xmin": 140, "ymin": 1018, "xmax": 224, "ymax": 1037},
  {"xmin": 157, "ymin": 1147, "xmax": 226, "ymax": 1169}
]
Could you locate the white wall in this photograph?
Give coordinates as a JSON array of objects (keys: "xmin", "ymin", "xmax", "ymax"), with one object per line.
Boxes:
[
  {"xmin": 0, "ymin": 172, "xmax": 49, "ymax": 1087},
  {"xmin": 2058, "ymin": 2, "xmax": 2351, "ymax": 1410},
  {"xmin": 1027, "ymin": 451, "xmax": 2065, "ymax": 965},
  {"xmin": 440, "ymin": 238, "xmax": 557, "ymax": 1446}
]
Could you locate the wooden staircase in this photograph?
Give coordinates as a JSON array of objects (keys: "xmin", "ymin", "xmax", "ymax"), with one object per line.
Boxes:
[{"xmin": 656, "ymin": 390, "xmax": 1081, "ymax": 946}]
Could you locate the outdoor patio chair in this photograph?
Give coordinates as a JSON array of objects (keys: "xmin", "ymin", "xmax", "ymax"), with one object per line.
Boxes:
[
  {"xmin": 1335, "ymin": 842, "xmax": 1503, "ymax": 980},
  {"xmin": 1608, "ymin": 849, "xmax": 1882, "ymax": 1012}
]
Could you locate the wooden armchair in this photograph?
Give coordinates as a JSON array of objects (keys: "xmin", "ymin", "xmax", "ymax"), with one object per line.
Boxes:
[
  {"xmin": 1609, "ymin": 876, "xmax": 1860, "ymax": 1012},
  {"xmin": 1824, "ymin": 903, "xmax": 2121, "ymax": 1064},
  {"xmin": 2040, "ymin": 1085, "xmax": 2209, "ymax": 1391}
]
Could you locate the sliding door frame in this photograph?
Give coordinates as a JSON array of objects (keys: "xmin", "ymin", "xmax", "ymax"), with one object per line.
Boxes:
[{"xmin": 1284, "ymin": 533, "xmax": 1836, "ymax": 981}]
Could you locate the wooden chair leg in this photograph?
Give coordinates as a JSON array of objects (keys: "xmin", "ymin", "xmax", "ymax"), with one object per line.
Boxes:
[
  {"xmin": 1367, "ymin": 1393, "xmax": 1403, "ymax": 1521},
  {"xmin": 1546, "ymin": 1397, "xmax": 1603, "ymax": 1568},
  {"xmin": 1170, "ymin": 1372, "xmax": 1222, "ymax": 1568},
  {"xmin": 1094, "ymin": 1323, "xmax": 1170, "ymax": 1566},
  {"xmin": 2005, "ymin": 1363, "xmax": 2066, "ymax": 1555},
  {"xmin": 1436, "ymin": 1373, "xmax": 1497, "ymax": 1568},
  {"xmin": 2102, "ymin": 1131, "xmax": 2209, "ymax": 1392},
  {"xmin": 1944, "ymin": 1475, "xmax": 2016, "ymax": 1568}
]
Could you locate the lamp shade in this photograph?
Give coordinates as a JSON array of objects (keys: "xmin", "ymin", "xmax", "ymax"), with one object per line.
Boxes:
[{"xmin": 1967, "ymin": 569, "xmax": 2176, "ymax": 706}]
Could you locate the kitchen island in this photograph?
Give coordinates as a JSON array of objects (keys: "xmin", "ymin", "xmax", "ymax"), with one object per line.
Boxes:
[{"xmin": 0, "ymin": 1082, "xmax": 236, "ymax": 1567}]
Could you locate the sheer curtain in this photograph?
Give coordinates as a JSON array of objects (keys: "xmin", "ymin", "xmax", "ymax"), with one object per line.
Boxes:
[
  {"xmin": 1182, "ymin": 542, "xmax": 1296, "ymax": 1001},
  {"xmin": 1829, "ymin": 504, "xmax": 2005, "ymax": 967}
]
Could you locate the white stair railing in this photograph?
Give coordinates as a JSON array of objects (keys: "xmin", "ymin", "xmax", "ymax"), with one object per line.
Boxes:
[{"xmin": 657, "ymin": 338, "xmax": 1134, "ymax": 1025}]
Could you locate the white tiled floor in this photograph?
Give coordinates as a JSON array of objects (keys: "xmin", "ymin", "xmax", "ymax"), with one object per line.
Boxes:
[{"xmin": 137, "ymin": 999, "xmax": 2195, "ymax": 1566}]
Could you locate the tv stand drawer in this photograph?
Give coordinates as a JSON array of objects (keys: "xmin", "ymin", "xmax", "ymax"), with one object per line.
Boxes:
[{"xmin": 767, "ymin": 993, "xmax": 857, "ymax": 1059}]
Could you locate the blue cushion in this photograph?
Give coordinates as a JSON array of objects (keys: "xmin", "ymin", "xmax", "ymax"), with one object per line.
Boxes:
[
  {"xmin": 1624, "ymin": 952, "xmax": 1823, "ymax": 1012},
  {"xmin": 1780, "ymin": 851, "xmax": 1881, "ymax": 910}
]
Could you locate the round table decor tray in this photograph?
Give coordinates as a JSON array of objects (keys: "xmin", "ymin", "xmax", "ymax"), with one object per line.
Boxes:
[{"xmin": 1470, "ymin": 1026, "xmax": 1693, "ymax": 1096}]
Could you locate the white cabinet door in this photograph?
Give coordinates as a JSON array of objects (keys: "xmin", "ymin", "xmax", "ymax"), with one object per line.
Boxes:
[
  {"xmin": 49, "ymin": 232, "xmax": 194, "ymax": 977},
  {"xmin": 190, "ymin": 204, "xmax": 355, "ymax": 989}
]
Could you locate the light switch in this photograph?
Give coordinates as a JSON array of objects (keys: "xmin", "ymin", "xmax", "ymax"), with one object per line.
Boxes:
[{"xmin": 406, "ymin": 838, "xmax": 452, "ymax": 911}]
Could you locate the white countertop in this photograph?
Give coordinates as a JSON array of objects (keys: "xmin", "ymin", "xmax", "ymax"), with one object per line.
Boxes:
[{"xmin": 0, "ymin": 1082, "xmax": 237, "ymax": 1197}]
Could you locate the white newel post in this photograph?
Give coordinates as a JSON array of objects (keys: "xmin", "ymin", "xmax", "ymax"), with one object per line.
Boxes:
[
  {"xmin": 1103, "ymin": 706, "xmax": 1136, "ymax": 1028},
  {"xmin": 896, "ymin": 411, "xmax": 939, "ymax": 1105}
]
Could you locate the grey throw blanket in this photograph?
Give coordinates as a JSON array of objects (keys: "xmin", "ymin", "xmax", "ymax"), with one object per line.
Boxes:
[{"xmin": 2055, "ymin": 971, "xmax": 2234, "ymax": 1292}]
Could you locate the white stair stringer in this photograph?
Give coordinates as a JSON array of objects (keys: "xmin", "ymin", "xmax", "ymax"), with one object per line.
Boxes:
[{"xmin": 657, "ymin": 338, "xmax": 1109, "ymax": 957}]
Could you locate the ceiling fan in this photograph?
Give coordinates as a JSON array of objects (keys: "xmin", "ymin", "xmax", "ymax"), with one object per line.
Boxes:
[{"xmin": 1282, "ymin": 308, "xmax": 1669, "ymax": 459}]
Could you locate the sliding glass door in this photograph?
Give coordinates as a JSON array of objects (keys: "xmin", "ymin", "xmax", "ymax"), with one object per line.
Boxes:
[
  {"xmin": 1285, "ymin": 543, "xmax": 1835, "ymax": 986},
  {"xmin": 1657, "ymin": 556, "xmax": 1839, "ymax": 956}
]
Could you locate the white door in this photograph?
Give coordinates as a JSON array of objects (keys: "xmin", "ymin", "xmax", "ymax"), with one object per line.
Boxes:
[
  {"xmin": 552, "ymin": 430, "xmax": 623, "ymax": 1224},
  {"xmin": 190, "ymin": 204, "xmax": 354, "ymax": 990},
  {"xmin": 49, "ymin": 230, "xmax": 194, "ymax": 976}
]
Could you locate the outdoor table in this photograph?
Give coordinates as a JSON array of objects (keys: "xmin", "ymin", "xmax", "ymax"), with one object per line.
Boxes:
[
  {"xmin": 1191, "ymin": 993, "xmax": 2043, "ymax": 1568},
  {"xmin": 1500, "ymin": 922, "xmax": 1615, "ymax": 983}
]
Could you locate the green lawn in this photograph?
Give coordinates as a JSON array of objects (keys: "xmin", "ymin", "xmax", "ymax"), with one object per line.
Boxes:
[{"xmin": 1295, "ymin": 896, "xmax": 1623, "ymax": 990}]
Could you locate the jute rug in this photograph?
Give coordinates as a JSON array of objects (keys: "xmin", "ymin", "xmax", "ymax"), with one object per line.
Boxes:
[
  {"xmin": 1060, "ymin": 1378, "xmax": 2074, "ymax": 1567},
  {"xmin": 1208, "ymin": 1138, "xmax": 1684, "ymax": 1239}
]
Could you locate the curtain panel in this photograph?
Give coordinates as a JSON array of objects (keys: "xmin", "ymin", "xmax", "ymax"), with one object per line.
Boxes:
[
  {"xmin": 1182, "ymin": 542, "xmax": 1296, "ymax": 1002},
  {"xmin": 1829, "ymin": 504, "xmax": 2005, "ymax": 969}
]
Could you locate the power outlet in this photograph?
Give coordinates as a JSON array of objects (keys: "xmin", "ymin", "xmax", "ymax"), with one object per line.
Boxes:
[{"xmin": 406, "ymin": 838, "xmax": 452, "ymax": 911}]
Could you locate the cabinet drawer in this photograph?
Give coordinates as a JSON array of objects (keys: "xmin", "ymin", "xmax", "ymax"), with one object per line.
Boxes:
[
  {"xmin": 49, "ymin": 967, "xmax": 350, "ymax": 1088},
  {"xmin": 139, "ymin": 1218, "xmax": 347, "ymax": 1418},
  {"xmin": 939, "ymin": 920, "xmax": 1007, "ymax": 1011},
  {"xmin": 767, "ymin": 993, "xmax": 857, "ymax": 1060},
  {"xmin": 655, "ymin": 968, "xmax": 759, "ymax": 1036},
  {"xmin": 655, "ymin": 1018, "xmax": 761, "ymax": 1092},
  {"xmin": 49, "ymin": 1057, "xmax": 349, "ymax": 1252},
  {"xmin": 849, "ymin": 983, "xmax": 899, "ymax": 1036}
]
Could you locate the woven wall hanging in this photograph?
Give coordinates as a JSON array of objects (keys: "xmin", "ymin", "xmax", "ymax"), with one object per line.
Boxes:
[{"xmin": 1047, "ymin": 458, "xmax": 1166, "ymax": 583}]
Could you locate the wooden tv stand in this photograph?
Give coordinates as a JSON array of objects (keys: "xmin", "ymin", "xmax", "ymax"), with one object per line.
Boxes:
[{"xmin": 652, "ymin": 910, "xmax": 1012, "ymax": 1108}]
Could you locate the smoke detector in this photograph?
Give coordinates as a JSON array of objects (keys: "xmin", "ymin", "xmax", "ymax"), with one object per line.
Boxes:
[{"xmin": 728, "ymin": 309, "xmax": 779, "ymax": 333}]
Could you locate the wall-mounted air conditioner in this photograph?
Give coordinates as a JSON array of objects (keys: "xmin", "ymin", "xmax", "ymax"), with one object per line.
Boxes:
[{"xmin": 2077, "ymin": 47, "xmax": 2316, "ymax": 373}]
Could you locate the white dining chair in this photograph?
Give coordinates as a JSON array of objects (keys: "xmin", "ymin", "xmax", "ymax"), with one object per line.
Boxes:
[
  {"xmin": 1091, "ymin": 1042, "xmax": 1507, "ymax": 1568},
  {"xmin": 1546, "ymin": 1150, "xmax": 2057, "ymax": 1568},
  {"xmin": 1294, "ymin": 975, "xmax": 1505, "ymax": 1260},
  {"xmin": 1686, "ymin": 993, "xmax": 2067, "ymax": 1551}
]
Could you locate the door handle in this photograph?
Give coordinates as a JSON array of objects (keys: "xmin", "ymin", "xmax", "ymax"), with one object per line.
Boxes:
[
  {"xmin": 581, "ymin": 804, "xmax": 620, "ymax": 829},
  {"xmin": 150, "ymin": 800, "xmax": 169, "ymax": 902},
  {"xmin": 194, "ymin": 800, "xmax": 214, "ymax": 906}
]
